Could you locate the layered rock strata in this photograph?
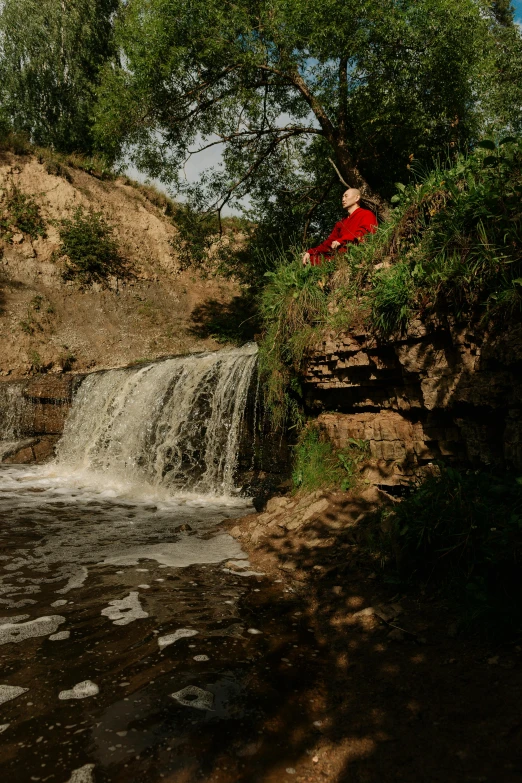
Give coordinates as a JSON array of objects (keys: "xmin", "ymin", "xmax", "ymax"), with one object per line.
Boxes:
[{"xmin": 304, "ymin": 318, "xmax": 522, "ymax": 484}]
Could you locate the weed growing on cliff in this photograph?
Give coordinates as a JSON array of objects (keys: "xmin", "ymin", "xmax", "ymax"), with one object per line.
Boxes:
[
  {"xmin": 59, "ymin": 206, "xmax": 126, "ymax": 286},
  {"xmin": 0, "ymin": 185, "xmax": 46, "ymax": 240},
  {"xmin": 369, "ymin": 467, "xmax": 522, "ymax": 639},
  {"xmin": 292, "ymin": 424, "xmax": 369, "ymax": 492},
  {"xmin": 258, "ymin": 252, "xmax": 332, "ymax": 429}
]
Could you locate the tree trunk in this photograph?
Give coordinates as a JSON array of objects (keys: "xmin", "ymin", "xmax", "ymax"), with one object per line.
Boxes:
[{"xmin": 333, "ymin": 140, "xmax": 391, "ymax": 221}]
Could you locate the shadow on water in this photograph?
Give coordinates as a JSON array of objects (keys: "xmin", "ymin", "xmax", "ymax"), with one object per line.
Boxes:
[{"xmin": 189, "ymin": 293, "xmax": 259, "ymax": 345}]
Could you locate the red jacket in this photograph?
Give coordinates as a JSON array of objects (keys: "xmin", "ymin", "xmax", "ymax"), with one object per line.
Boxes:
[{"xmin": 308, "ymin": 207, "xmax": 377, "ymax": 266}]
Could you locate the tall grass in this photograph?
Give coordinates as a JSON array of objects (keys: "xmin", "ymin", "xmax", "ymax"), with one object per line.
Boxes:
[
  {"xmin": 258, "ymin": 250, "xmax": 332, "ymax": 428},
  {"xmin": 258, "ymin": 139, "xmax": 522, "ymax": 430}
]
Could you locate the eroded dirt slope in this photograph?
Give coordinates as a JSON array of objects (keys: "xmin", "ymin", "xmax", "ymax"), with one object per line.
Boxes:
[{"xmin": 0, "ymin": 151, "xmax": 240, "ymax": 378}]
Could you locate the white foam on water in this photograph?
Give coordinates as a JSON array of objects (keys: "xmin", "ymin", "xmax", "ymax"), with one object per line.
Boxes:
[
  {"xmin": 103, "ymin": 534, "xmax": 248, "ymax": 568},
  {"xmin": 55, "ymin": 344, "xmax": 258, "ymax": 498},
  {"xmin": 170, "ymin": 685, "xmax": 214, "ymax": 711},
  {"xmin": 101, "ymin": 592, "xmax": 148, "ymax": 626},
  {"xmin": 49, "ymin": 630, "xmax": 70, "ymax": 641},
  {"xmin": 0, "ymin": 685, "xmax": 28, "ymax": 705},
  {"xmin": 158, "ymin": 628, "xmax": 198, "ymax": 650},
  {"xmin": 0, "ymin": 616, "xmax": 65, "ymax": 646},
  {"xmin": 65, "ymin": 764, "xmax": 95, "ymax": 783},
  {"xmin": 59, "ymin": 680, "xmax": 99, "ymax": 700}
]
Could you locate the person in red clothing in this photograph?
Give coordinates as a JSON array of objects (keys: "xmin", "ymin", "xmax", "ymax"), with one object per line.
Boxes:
[{"xmin": 302, "ymin": 188, "xmax": 377, "ymax": 266}]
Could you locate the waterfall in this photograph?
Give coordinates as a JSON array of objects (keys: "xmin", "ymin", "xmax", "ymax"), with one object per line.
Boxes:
[
  {"xmin": 0, "ymin": 382, "xmax": 29, "ymax": 440},
  {"xmin": 55, "ymin": 344, "xmax": 258, "ymax": 496}
]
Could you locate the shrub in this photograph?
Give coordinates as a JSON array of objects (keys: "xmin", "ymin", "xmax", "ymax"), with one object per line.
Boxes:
[
  {"xmin": 372, "ymin": 467, "xmax": 522, "ymax": 638},
  {"xmin": 59, "ymin": 206, "xmax": 126, "ymax": 285},
  {"xmin": 0, "ymin": 185, "xmax": 46, "ymax": 240},
  {"xmin": 292, "ymin": 424, "xmax": 369, "ymax": 493}
]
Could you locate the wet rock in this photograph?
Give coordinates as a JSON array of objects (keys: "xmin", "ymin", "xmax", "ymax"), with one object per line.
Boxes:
[
  {"xmin": 158, "ymin": 628, "xmax": 198, "ymax": 650},
  {"xmin": 387, "ymin": 628, "xmax": 405, "ymax": 641},
  {"xmin": 0, "ymin": 724, "xmax": 9, "ymax": 733},
  {"xmin": 0, "ymin": 615, "xmax": 65, "ymax": 645},
  {"xmin": 59, "ymin": 680, "xmax": 99, "ymax": 700},
  {"xmin": 170, "ymin": 685, "xmax": 214, "ymax": 711},
  {"xmin": 0, "ymin": 685, "xmax": 28, "ymax": 705}
]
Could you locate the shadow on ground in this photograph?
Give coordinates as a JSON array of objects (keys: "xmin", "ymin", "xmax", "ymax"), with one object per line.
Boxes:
[
  {"xmin": 211, "ymin": 491, "xmax": 522, "ymax": 783},
  {"xmin": 189, "ymin": 292, "xmax": 259, "ymax": 344}
]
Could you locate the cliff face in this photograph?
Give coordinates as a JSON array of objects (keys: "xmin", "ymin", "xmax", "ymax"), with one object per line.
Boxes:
[
  {"xmin": 304, "ymin": 317, "xmax": 522, "ymax": 485},
  {"xmin": 0, "ymin": 151, "xmax": 240, "ymax": 379}
]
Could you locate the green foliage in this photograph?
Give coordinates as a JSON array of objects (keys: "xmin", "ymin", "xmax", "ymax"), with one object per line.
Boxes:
[
  {"xmin": 292, "ymin": 424, "xmax": 369, "ymax": 492},
  {"xmin": 59, "ymin": 206, "xmax": 126, "ymax": 285},
  {"xmin": 0, "ymin": 185, "xmax": 46, "ymax": 240},
  {"xmin": 258, "ymin": 252, "xmax": 332, "ymax": 429},
  {"xmin": 28, "ymin": 349, "xmax": 43, "ymax": 371},
  {"xmin": 370, "ymin": 262, "xmax": 415, "ymax": 334},
  {"xmin": 373, "ymin": 467, "xmax": 522, "ymax": 638},
  {"xmin": 368, "ymin": 138, "xmax": 522, "ymax": 325},
  {"xmin": 0, "ymin": 0, "xmax": 118, "ymax": 154},
  {"xmin": 95, "ymin": 0, "xmax": 522, "ymax": 242},
  {"xmin": 189, "ymin": 293, "xmax": 259, "ymax": 344}
]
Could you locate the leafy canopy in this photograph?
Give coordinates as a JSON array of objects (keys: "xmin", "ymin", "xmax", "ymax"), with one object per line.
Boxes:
[
  {"xmin": 0, "ymin": 0, "xmax": 118, "ymax": 153},
  {"xmin": 96, "ymin": 0, "xmax": 522, "ymax": 240}
]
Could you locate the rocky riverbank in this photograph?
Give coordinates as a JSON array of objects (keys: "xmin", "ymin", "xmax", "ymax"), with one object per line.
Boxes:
[{"xmin": 223, "ymin": 489, "xmax": 522, "ymax": 781}]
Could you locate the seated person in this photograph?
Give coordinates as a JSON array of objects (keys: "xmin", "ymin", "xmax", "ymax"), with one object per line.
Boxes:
[{"xmin": 302, "ymin": 188, "xmax": 377, "ymax": 266}]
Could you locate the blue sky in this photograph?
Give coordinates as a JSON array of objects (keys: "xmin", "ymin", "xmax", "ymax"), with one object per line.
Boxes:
[{"xmin": 515, "ymin": 0, "xmax": 522, "ymax": 23}]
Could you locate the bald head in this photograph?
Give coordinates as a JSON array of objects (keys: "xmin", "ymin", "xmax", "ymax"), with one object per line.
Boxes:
[{"xmin": 342, "ymin": 188, "xmax": 361, "ymax": 214}]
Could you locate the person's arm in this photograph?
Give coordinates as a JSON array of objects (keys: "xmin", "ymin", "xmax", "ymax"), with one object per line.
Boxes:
[{"xmin": 307, "ymin": 221, "xmax": 343, "ymax": 257}]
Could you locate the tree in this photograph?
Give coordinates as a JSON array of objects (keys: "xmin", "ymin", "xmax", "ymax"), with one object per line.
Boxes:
[{"xmin": 0, "ymin": 0, "xmax": 118, "ymax": 153}]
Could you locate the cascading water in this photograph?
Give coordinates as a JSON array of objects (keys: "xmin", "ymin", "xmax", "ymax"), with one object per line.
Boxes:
[
  {"xmin": 55, "ymin": 343, "xmax": 258, "ymax": 496},
  {"xmin": 0, "ymin": 382, "xmax": 28, "ymax": 440}
]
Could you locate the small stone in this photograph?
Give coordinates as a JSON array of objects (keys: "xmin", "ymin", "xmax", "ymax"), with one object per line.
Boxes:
[
  {"xmin": 174, "ymin": 523, "xmax": 192, "ymax": 533},
  {"xmin": 487, "ymin": 656, "xmax": 499, "ymax": 665},
  {"xmin": 387, "ymin": 628, "xmax": 405, "ymax": 642},
  {"xmin": 12, "ymin": 233, "xmax": 24, "ymax": 244},
  {"xmin": 285, "ymin": 768, "xmax": 296, "ymax": 775},
  {"xmin": 193, "ymin": 655, "xmax": 209, "ymax": 662},
  {"xmin": 247, "ymin": 628, "xmax": 262, "ymax": 635}
]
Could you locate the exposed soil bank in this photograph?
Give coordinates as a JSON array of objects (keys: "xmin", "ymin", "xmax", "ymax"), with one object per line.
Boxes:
[
  {"xmin": 0, "ymin": 152, "xmax": 241, "ymax": 379},
  {"xmin": 224, "ymin": 490, "xmax": 522, "ymax": 782}
]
